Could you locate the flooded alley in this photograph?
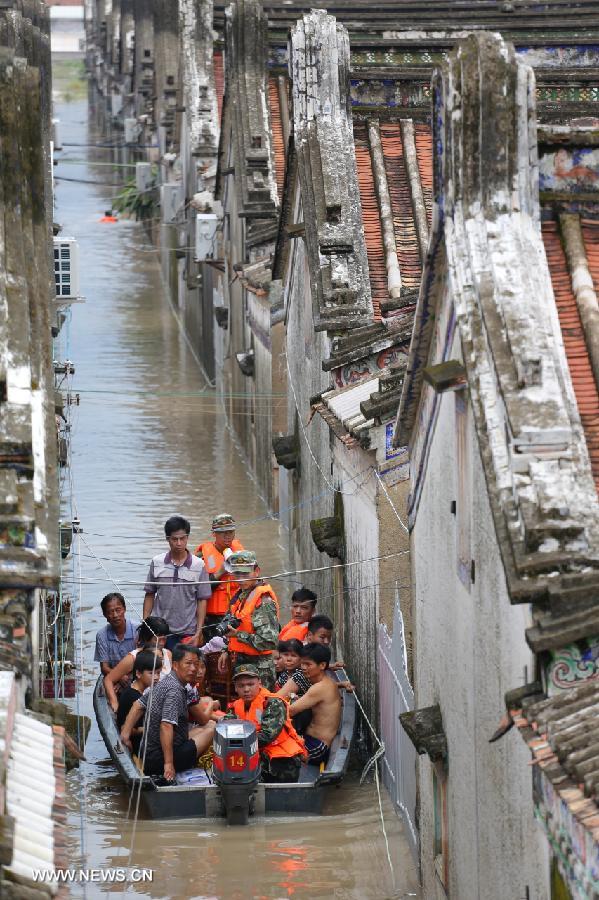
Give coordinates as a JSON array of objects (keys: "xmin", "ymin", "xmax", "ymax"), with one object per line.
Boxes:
[{"xmin": 54, "ymin": 90, "xmax": 419, "ymax": 900}]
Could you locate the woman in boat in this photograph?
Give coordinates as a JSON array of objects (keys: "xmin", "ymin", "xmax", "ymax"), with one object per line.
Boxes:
[
  {"xmin": 116, "ymin": 649, "xmax": 163, "ymax": 751},
  {"xmin": 104, "ymin": 616, "xmax": 171, "ymax": 712}
]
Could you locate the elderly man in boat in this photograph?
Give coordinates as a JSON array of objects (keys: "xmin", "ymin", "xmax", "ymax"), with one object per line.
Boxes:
[{"xmin": 226, "ymin": 664, "xmax": 306, "ymax": 783}]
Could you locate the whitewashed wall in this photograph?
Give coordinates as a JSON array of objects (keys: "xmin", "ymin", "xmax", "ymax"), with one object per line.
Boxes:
[
  {"xmin": 281, "ymin": 199, "xmax": 335, "ymax": 612},
  {"xmin": 412, "ymin": 331, "xmax": 550, "ymax": 899},
  {"xmin": 333, "ymin": 441, "xmax": 379, "ymax": 720}
]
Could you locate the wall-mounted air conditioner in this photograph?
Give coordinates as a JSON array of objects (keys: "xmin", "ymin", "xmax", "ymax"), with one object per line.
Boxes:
[
  {"xmin": 195, "ymin": 213, "xmax": 219, "ymax": 262},
  {"xmin": 111, "ymin": 91, "xmax": 123, "ymax": 118},
  {"xmin": 124, "ymin": 117, "xmax": 139, "ymax": 144},
  {"xmin": 53, "ymin": 237, "xmax": 80, "ymax": 301},
  {"xmin": 136, "ymin": 161, "xmax": 153, "ymax": 194},
  {"xmin": 160, "ymin": 183, "xmax": 183, "ymax": 224}
]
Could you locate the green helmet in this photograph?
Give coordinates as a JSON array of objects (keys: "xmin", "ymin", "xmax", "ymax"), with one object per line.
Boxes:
[
  {"xmin": 225, "ymin": 550, "xmax": 258, "ymax": 573},
  {"xmin": 232, "ymin": 663, "xmax": 260, "ymax": 680},
  {"xmin": 212, "ymin": 513, "xmax": 236, "ymax": 533}
]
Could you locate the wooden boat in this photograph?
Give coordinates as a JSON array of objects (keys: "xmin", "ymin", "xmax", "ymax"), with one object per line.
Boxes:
[{"xmin": 93, "ymin": 673, "xmax": 356, "ymax": 819}]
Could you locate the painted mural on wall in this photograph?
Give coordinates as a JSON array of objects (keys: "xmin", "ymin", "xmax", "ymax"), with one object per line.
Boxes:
[
  {"xmin": 332, "ymin": 346, "xmax": 407, "ymax": 388},
  {"xmin": 539, "ymin": 148, "xmax": 599, "ymax": 193},
  {"xmin": 533, "ymin": 765, "xmax": 599, "ymax": 900},
  {"xmin": 517, "ymin": 45, "xmax": 599, "ymax": 68},
  {"xmin": 544, "ymin": 637, "xmax": 599, "ymax": 696}
]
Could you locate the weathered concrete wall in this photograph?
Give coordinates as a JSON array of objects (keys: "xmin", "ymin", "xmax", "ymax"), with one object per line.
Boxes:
[
  {"xmin": 248, "ymin": 290, "xmax": 275, "ymax": 507},
  {"xmin": 332, "ymin": 442, "xmax": 379, "ymax": 720},
  {"xmin": 377, "ymin": 476, "xmax": 412, "ymax": 665},
  {"xmin": 281, "ymin": 220, "xmax": 335, "ymax": 615},
  {"xmin": 153, "ymin": 0, "xmax": 178, "ymax": 152},
  {"xmin": 412, "ymin": 332, "xmax": 549, "ymax": 899}
]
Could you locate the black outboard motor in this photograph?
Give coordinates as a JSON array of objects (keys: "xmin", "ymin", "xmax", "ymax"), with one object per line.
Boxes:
[{"xmin": 213, "ymin": 719, "xmax": 260, "ymax": 825}]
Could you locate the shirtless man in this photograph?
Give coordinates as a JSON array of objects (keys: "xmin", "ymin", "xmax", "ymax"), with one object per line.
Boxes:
[{"xmin": 286, "ymin": 644, "xmax": 341, "ymax": 766}]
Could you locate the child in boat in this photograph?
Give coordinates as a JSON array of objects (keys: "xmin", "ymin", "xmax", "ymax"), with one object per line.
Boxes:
[
  {"xmin": 289, "ymin": 644, "xmax": 342, "ymax": 766},
  {"xmin": 185, "ymin": 649, "xmax": 223, "ymax": 722},
  {"xmin": 275, "ymin": 639, "xmax": 311, "ymax": 697},
  {"xmin": 104, "ymin": 616, "xmax": 171, "ymax": 712},
  {"xmin": 116, "ymin": 650, "xmax": 162, "ymax": 751},
  {"xmin": 306, "ymin": 615, "xmax": 345, "ymax": 671}
]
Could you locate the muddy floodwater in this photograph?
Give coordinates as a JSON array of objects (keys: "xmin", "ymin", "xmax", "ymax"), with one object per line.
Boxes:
[{"xmin": 54, "ymin": 89, "xmax": 419, "ymax": 900}]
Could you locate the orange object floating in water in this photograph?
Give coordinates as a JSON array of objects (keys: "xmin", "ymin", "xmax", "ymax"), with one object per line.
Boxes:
[{"xmin": 100, "ymin": 209, "xmax": 118, "ymax": 223}]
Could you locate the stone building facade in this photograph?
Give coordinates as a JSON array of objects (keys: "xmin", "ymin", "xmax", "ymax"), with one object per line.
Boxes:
[
  {"xmin": 395, "ymin": 29, "xmax": 599, "ymax": 900},
  {"xmin": 0, "ymin": 2, "xmax": 68, "ymax": 892}
]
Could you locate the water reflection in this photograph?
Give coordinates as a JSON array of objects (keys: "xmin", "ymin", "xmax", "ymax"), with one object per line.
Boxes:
[{"xmin": 54, "ymin": 95, "xmax": 419, "ymax": 899}]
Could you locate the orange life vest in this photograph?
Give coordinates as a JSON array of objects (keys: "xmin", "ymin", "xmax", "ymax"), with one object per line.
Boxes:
[
  {"xmin": 196, "ymin": 539, "xmax": 244, "ymax": 616},
  {"xmin": 279, "ymin": 621, "xmax": 309, "ymax": 643},
  {"xmin": 228, "ymin": 584, "xmax": 279, "ymax": 657},
  {"xmin": 232, "ymin": 688, "xmax": 305, "ymax": 760}
]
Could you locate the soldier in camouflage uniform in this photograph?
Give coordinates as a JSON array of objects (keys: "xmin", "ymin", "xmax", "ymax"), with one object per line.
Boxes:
[
  {"xmin": 218, "ymin": 551, "xmax": 279, "ymax": 690},
  {"xmin": 225, "ymin": 664, "xmax": 305, "ymax": 783}
]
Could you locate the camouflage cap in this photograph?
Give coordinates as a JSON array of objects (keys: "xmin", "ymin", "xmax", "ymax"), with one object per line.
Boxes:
[
  {"xmin": 225, "ymin": 550, "xmax": 258, "ymax": 573},
  {"xmin": 232, "ymin": 663, "xmax": 261, "ymax": 680},
  {"xmin": 212, "ymin": 513, "xmax": 236, "ymax": 532}
]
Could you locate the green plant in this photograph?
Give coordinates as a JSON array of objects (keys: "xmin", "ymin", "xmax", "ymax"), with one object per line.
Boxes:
[{"xmin": 112, "ymin": 175, "xmax": 159, "ymax": 221}]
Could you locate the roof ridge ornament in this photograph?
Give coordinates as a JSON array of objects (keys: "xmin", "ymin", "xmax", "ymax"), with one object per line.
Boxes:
[{"xmin": 290, "ymin": 10, "xmax": 374, "ymax": 332}]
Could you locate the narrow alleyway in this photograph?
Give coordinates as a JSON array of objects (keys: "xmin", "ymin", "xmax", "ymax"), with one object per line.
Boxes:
[{"xmin": 55, "ymin": 93, "xmax": 419, "ymax": 899}]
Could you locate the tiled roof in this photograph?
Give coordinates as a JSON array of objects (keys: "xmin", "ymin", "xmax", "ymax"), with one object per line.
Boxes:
[
  {"xmin": 353, "ymin": 120, "xmax": 433, "ymax": 321},
  {"xmin": 514, "ymin": 681, "xmax": 599, "ymax": 820},
  {"xmin": 381, "ymin": 122, "xmax": 424, "ymax": 292},
  {"xmin": 354, "ymin": 128, "xmax": 386, "ymax": 319},
  {"xmin": 542, "ymin": 220, "xmax": 599, "ymax": 492},
  {"xmin": 214, "ymin": 51, "xmax": 224, "ymax": 124},
  {"xmin": 414, "ymin": 123, "xmax": 434, "ymax": 232},
  {"xmin": 212, "ymin": 0, "xmax": 599, "ymax": 37},
  {"xmin": 268, "ymin": 76, "xmax": 286, "ymax": 199}
]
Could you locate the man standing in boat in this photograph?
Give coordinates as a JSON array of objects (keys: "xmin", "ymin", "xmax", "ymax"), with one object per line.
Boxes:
[
  {"xmin": 143, "ymin": 515, "xmax": 212, "ymax": 650},
  {"xmin": 217, "ymin": 551, "xmax": 280, "ymax": 690},
  {"xmin": 194, "ymin": 513, "xmax": 244, "ymax": 629},
  {"xmin": 226, "ymin": 664, "xmax": 305, "ymax": 783}
]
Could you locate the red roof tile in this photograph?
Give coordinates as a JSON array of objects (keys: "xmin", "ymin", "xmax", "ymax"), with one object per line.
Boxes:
[
  {"xmin": 414, "ymin": 123, "xmax": 433, "ymax": 231},
  {"xmin": 542, "ymin": 220, "xmax": 599, "ymax": 492},
  {"xmin": 380, "ymin": 122, "xmax": 424, "ymax": 294},
  {"xmin": 268, "ymin": 76, "xmax": 286, "ymax": 200},
  {"xmin": 214, "ymin": 51, "xmax": 224, "ymax": 124},
  {"xmin": 353, "ymin": 121, "xmax": 433, "ymax": 323},
  {"xmin": 354, "ymin": 122, "xmax": 386, "ymax": 320}
]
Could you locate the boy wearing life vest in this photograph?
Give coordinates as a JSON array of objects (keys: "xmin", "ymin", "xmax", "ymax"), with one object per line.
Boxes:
[
  {"xmin": 226, "ymin": 664, "xmax": 306, "ymax": 783},
  {"xmin": 217, "ymin": 551, "xmax": 280, "ymax": 690},
  {"xmin": 194, "ymin": 514, "xmax": 244, "ymax": 628},
  {"xmin": 278, "ymin": 587, "xmax": 317, "ymax": 642}
]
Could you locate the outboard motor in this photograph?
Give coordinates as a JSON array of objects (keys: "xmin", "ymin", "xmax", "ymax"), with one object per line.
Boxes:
[{"xmin": 213, "ymin": 719, "xmax": 260, "ymax": 825}]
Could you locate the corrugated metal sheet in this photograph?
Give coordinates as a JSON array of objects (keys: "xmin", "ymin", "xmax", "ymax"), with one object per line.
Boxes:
[
  {"xmin": 322, "ymin": 376, "xmax": 378, "ymax": 434},
  {"xmin": 4, "ymin": 711, "xmax": 61, "ymax": 893}
]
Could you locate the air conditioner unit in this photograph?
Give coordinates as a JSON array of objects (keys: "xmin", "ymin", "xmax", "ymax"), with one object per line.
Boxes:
[
  {"xmin": 52, "ymin": 117, "xmax": 62, "ymax": 151},
  {"xmin": 124, "ymin": 117, "xmax": 139, "ymax": 144},
  {"xmin": 136, "ymin": 161, "xmax": 153, "ymax": 194},
  {"xmin": 195, "ymin": 213, "xmax": 219, "ymax": 262},
  {"xmin": 111, "ymin": 92, "xmax": 123, "ymax": 117},
  {"xmin": 160, "ymin": 183, "xmax": 183, "ymax": 223},
  {"xmin": 53, "ymin": 237, "xmax": 80, "ymax": 301}
]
